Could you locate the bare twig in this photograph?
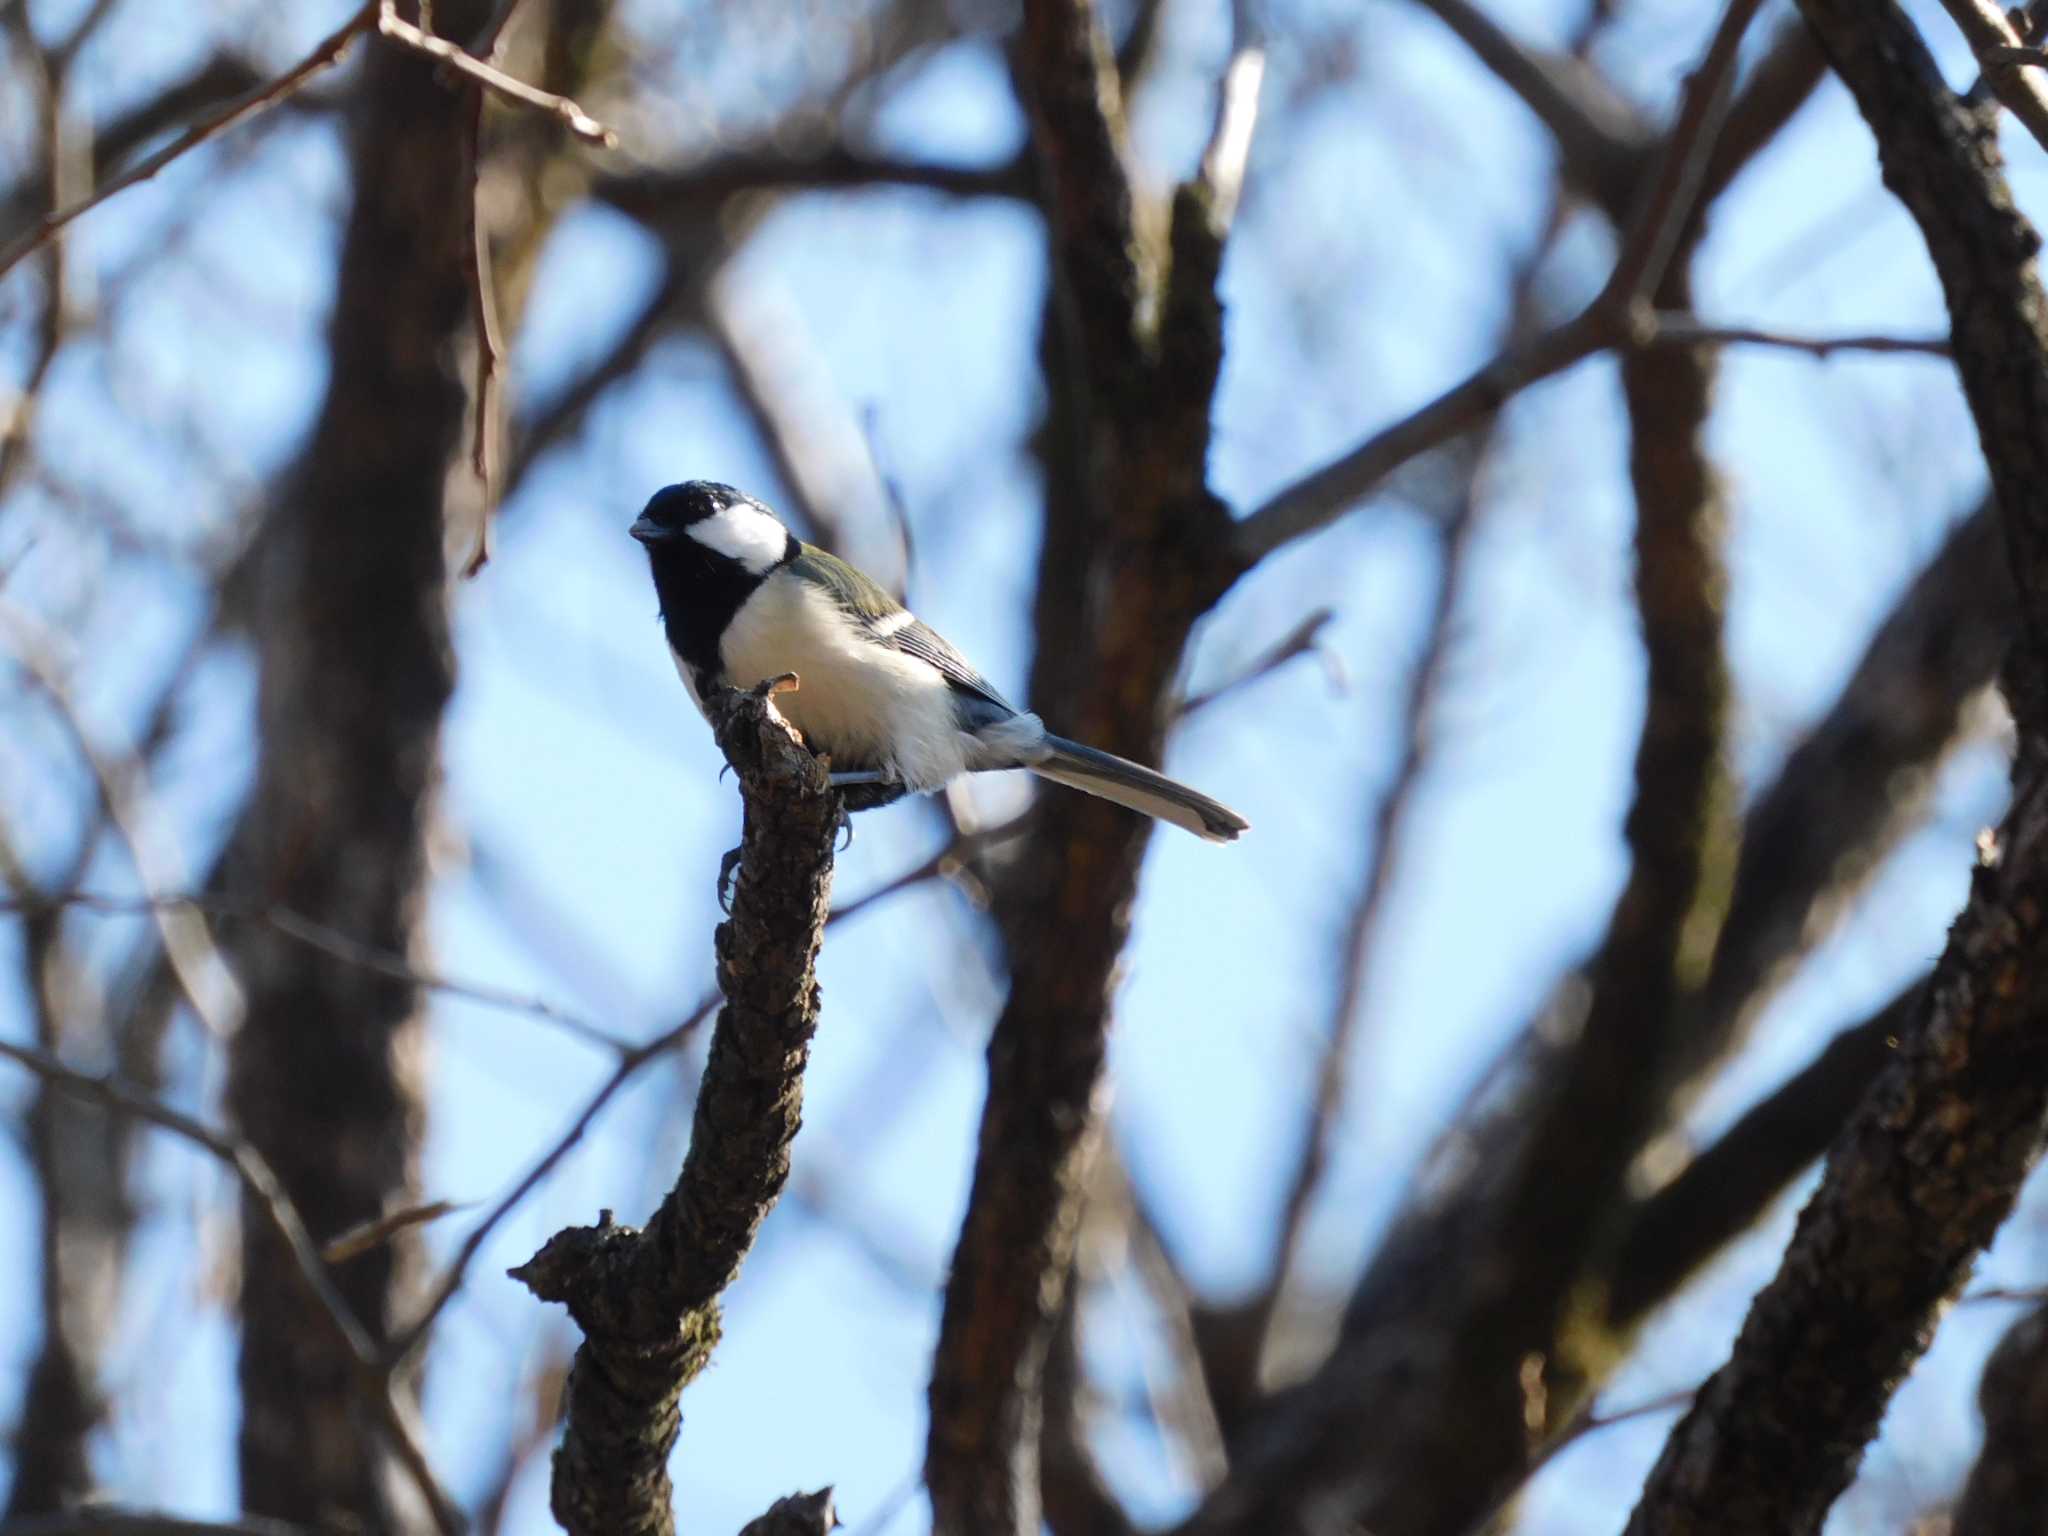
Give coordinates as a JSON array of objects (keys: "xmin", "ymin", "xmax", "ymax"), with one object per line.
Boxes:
[
  {"xmin": 322, "ymin": 1199, "xmax": 470, "ymax": 1264},
  {"xmin": 374, "ymin": 0, "xmax": 617, "ymax": 145},
  {"xmin": 1176, "ymin": 607, "xmax": 1340, "ymax": 718},
  {"xmin": 1406, "ymin": 0, "xmax": 1646, "ymax": 199},
  {"xmin": 1933, "ymin": 0, "xmax": 2048, "ymax": 150},
  {"xmin": 0, "ymin": 1514, "xmax": 313, "ymax": 1536},
  {"xmin": 0, "ymin": 1040, "xmax": 462, "ymax": 1534},
  {"xmin": 0, "ymin": 3, "xmax": 378, "ymax": 282},
  {"xmin": 1643, "ymin": 313, "xmax": 1953, "ymax": 358},
  {"xmin": 0, "ymin": 604, "xmax": 240, "ymax": 1039},
  {"xmin": 389, "ymin": 992, "xmax": 718, "ymax": 1363},
  {"xmin": 1601, "ymin": 0, "xmax": 1768, "ymax": 304},
  {"xmin": 462, "ymin": 77, "xmax": 502, "ymax": 577},
  {"xmin": 828, "ymin": 816, "xmax": 1032, "ymax": 926},
  {"xmin": 0, "ymin": 1040, "xmax": 366, "ymax": 1350},
  {"xmin": 1194, "ymin": 3, "xmax": 1265, "ymax": 229},
  {"xmin": 1252, "ymin": 448, "xmax": 1484, "ymax": 1370},
  {"xmin": 2, "ymin": 890, "xmax": 632, "ymax": 1054},
  {"xmin": 1230, "ymin": 0, "xmax": 1769, "ymax": 567}
]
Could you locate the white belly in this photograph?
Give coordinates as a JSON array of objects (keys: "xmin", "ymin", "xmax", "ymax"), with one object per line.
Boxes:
[{"xmin": 716, "ymin": 579, "xmax": 971, "ymax": 791}]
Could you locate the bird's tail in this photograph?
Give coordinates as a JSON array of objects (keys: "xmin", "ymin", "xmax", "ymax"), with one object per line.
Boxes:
[{"xmin": 1027, "ymin": 735, "xmax": 1249, "ymax": 843}]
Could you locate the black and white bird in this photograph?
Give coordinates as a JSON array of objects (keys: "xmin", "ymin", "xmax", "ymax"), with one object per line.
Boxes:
[{"xmin": 630, "ymin": 481, "xmax": 1248, "ymax": 842}]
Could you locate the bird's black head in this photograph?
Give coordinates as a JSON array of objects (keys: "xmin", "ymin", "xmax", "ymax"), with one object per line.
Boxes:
[
  {"xmin": 631, "ymin": 481, "xmax": 747, "ymax": 543},
  {"xmin": 631, "ymin": 481, "xmax": 798, "ymax": 679}
]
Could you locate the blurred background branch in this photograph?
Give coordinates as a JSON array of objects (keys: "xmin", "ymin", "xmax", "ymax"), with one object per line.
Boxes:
[{"xmin": 2, "ymin": 0, "xmax": 2043, "ymax": 1531}]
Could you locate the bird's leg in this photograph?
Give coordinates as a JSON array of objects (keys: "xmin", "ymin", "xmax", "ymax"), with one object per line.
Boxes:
[{"xmin": 828, "ymin": 766, "xmax": 912, "ymax": 815}]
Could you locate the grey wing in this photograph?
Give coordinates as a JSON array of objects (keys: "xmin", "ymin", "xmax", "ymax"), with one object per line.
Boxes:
[
  {"xmin": 885, "ymin": 617, "xmax": 1020, "ymax": 727},
  {"xmin": 791, "ymin": 545, "xmax": 1019, "ymax": 725}
]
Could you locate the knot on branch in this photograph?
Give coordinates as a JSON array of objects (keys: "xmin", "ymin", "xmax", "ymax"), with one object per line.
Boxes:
[
  {"xmin": 508, "ymin": 1213, "xmax": 640, "ymax": 1321},
  {"xmin": 705, "ymin": 678, "xmax": 831, "ymax": 805},
  {"xmin": 738, "ymin": 1487, "xmax": 840, "ymax": 1535}
]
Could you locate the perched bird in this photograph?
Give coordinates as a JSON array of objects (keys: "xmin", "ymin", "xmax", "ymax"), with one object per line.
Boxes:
[{"xmin": 630, "ymin": 481, "xmax": 1248, "ymax": 842}]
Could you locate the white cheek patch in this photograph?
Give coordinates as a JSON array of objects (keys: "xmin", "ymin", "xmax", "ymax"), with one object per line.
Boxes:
[{"xmin": 689, "ymin": 502, "xmax": 789, "ymax": 572}]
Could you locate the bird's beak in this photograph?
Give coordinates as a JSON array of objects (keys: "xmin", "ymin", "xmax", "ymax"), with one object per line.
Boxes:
[{"xmin": 629, "ymin": 516, "xmax": 673, "ymax": 544}]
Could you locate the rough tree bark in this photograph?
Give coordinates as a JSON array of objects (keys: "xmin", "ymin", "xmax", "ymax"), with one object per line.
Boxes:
[
  {"xmin": 1623, "ymin": 0, "xmax": 2048, "ymax": 1520},
  {"xmin": 922, "ymin": 1, "xmax": 1251, "ymax": 1529},
  {"xmin": 514, "ymin": 685, "xmax": 840, "ymax": 1536},
  {"xmin": 223, "ymin": 2, "xmax": 487, "ymax": 1526}
]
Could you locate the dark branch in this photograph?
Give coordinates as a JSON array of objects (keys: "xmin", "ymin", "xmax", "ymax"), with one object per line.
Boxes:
[
  {"xmin": 0, "ymin": 5, "xmax": 376, "ymax": 281},
  {"xmin": 1953, "ymin": 1300, "xmax": 2048, "ymax": 1530},
  {"xmin": 1625, "ymin": 0, "xmax": 2048, "ymax": 1518},
  {"xmin": 1606, "ymin": 986, "xmax": 1912, "ymax": 1327},
  {"xmin": 1406, "ymin": 0, "xmax": 1646, "ymax": 201},
  {"xmin": 924, "ymin": 3, "xmax": 1254, "ymax": 1529},
  {"xmin": 514, "ymin": 684, "xmax": 839, "ymax": 1536}
]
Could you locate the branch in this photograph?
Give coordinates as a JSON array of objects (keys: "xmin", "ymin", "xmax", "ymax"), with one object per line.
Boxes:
[
  {"xmin": 373, "ymin": 0, "xmax": 616, "ymax": 145},
  {"xmin": 591, "ymin": 147, "xmax": 1030, "ymax": 221},
  {"xmin": 0, "ymin": 1040, "xmax": 460, "ymax": 1534},
  {"xmin": 0, "ymin": 4, "xmax": 375, "ymax": 282},
  {"xmin": 736, "ymin": 1491, "xmax": 838, "ymax": 1536},
  {"xmin": 1406, "ymin": 0, "xmax": 1646, "ymax": 200},
  {"xmin": 396, "ymin": 991, "xmax": 718, "ymax": 1362},
  {"xmin": 1953, "ymin": 1299, "xmax": 2048, "ymax": 1530},
  {"xmin": 514, "ymin": 684, "xmax": 839, "ymax": 1536},
  {"xmin": 1931, "ymin": 0, "xmax": 2048, "ymax": 151},
  {"xmin": 1641, "ymin": 313, "xmax": 1953, "ymax": 358},
  {"xmin": 925, "ymin": 3, "xmax": 1256, "ymax": 1529},
  {"xmin": 0, "ymin": 601, "xmax": 240, "ymax": 1041},
  {"xmin": 1800, "ymin": 0, "xmax": 2048, "ymax": 653},
  {"xmin": 1683, "ymin": 497, "xmax": 2009, "ymax": 1087},
  {"xmin": 1229, "ymin": 0, "xmax": 1768, "ymax": 568},
  {"xmin": 1251, "ymin": 445, "xmax": 1484, "ymax": 1366},
  {"xmin": 1622, "ymin": 770, "xmax": 2048, "ymax": 1530},
  {"xmin": 1175, "ymin": 607, "xmax": 1339, "ymax": 718},
  {"xmin": 1281, "ymin": 488, "xmax": 2008, "ymax": 1530},
  {"xmin": 0, "ymin": 1515, "xmax": 312, "ymax": 1536},
  {"xmin": 1625, "ymin": 0, "xmax": 2048, "ymax": 1516},
  {"xmin": 1606, "ymin": 986, "xmax": 1912, "ymax": 1327}
]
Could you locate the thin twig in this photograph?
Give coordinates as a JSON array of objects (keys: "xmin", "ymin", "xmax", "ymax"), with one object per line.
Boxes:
[
  {"xmin": 1194, "ymin": 0, "xmax": 1265, "ymax": 228},
  {"xmin": 374, "ymin": 0, "xmax": 617, "ymax": 146},
  {"xmin": 1231, "ymin": 0, "xmax": 1768, "ymax": 567},
  {"xmin": 0, "ymin": 3, "xmax": 377, "ymax": 282},
  {"xmin": 387, "ymin": 992, "xmax": 720, "ymax": 1363},
  {"xmin": 1600, "ymin": 0, "xmax": 1768, "ymax": 305},
  {"xmin": 1253, "ymin": 447, "xmax": 1484, "ymax": 1369},
  {"xmin": 2, "ymin": 890, "xmax": 632, "ymax": 1054},
  {"xmin": 1644, "ymin": 313, "xmax": 1952, "ymax": 358},
  {"xmin": 1177, "ymin": 607, "xmax": 1340, "ymax": 717},
  {"xmin": 0, "ymin": 604, "xmax": 240, "ymax": 1039},
  {"xmin": 0, "ymin": 1039, "xmax": 367, "ymax": 1350},
  {"xmin": 322, "ymin": 1198, "xmax": 470, "ymax": 1264},
  {"xmin": 0, "ymin": 1513, "xmax": 313, "ymax": 1536},
  {"xmin": 0, "ymin": 1038, "xmax": 463, "ymax": 1536},
  {"xmin": 461, "ymin": 78, "xmax": 501, "ymax": 577}
]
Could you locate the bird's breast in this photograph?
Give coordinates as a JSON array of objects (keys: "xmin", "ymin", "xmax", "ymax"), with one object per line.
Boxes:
[{"xmin": 718, "ymin": 580, "xmax": 967, "ymax": 789}]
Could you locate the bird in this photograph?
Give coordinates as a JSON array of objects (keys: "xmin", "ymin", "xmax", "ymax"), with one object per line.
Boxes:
[{"xmin": 630, "ymin": 481, "xmax": 1248, "ymax": 842}]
